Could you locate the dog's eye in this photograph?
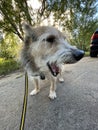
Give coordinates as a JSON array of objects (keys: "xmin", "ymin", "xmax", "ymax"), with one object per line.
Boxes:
[{"xmin": 46, "ymin": 35, "xmax": 55, "ymax": 43}]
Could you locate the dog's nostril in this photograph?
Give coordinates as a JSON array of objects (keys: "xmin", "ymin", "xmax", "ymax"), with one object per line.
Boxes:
[{"xmin": 73, "ymin": 50, "xmax": 85, "ymax": 61}]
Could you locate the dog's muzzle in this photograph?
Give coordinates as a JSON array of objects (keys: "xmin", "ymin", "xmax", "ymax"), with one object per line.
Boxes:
[{"xmin": 47, "ymin": 62, "xmax": 59, "ymax": 77}]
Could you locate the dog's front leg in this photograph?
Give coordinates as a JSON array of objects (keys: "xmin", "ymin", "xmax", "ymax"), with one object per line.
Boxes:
[
  {"xmin": 58, "ymin": 71, "xmax": 64, "ymax": 83},
  {"xmin": 30, "ymin": 78, "xmax": 40, "ymax": 95},
  {"xmin": 58, "ymin": 65, "xmax": 64, "ymax": 82},
  {"xmin": 49, "ymin": 77, "xmax": 57, "ymax": 99}
]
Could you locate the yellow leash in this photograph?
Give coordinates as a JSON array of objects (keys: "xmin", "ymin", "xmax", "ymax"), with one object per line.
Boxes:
[{"xmin": 19, "ymin": 72, "xmax": 28, "ymax": 130}]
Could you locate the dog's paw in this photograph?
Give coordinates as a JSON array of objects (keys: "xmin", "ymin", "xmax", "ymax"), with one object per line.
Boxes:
[
  {"xmin": 30, "ymin": 89, "xmax": 40, "ymax": 96},
  {"xmin": 59, "ymin": 77, "xmax": 64, "ymax": 83},
  {"xmin": 49, "ymin": 91, "xmax": 57, "ymax": 100}
]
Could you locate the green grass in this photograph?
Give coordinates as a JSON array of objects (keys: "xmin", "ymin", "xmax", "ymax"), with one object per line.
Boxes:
[
  {"xmin": 85, "ymin": 51, "xmax": 90, "ymax": 57},
  {"xmin": 0, "ymin": 58, "xmax": 20, "ymax": 75}
]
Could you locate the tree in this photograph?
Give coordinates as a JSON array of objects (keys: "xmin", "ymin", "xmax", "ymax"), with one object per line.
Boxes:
[
  {"xmin": 0, "ymin": 0, "xmax": 98, "ymax": 51},
  {"xmin": 0, "ymin": 0, "xmax": 49, "ymax": 41},
  {"xmin": 67, "ymin": 0, "xmax": 98, "ymax": 50},
  {"xmin": 47, "ymin": 0, "xmax": 98, "ymax": 50},
  {"xmin": 0, "ymin": 0, "xmax": 32, "ymax": 41}
]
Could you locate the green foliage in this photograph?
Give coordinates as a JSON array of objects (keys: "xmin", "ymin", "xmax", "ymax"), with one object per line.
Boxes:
[
  {"xmin": 48, "ymin": 0, "xmax": 98, "ymax": 50},
  {"xmin": 0, "ymin": 33, "xmax": 21, "ymax": 59},
  {"xmin": 85, "ymin": 51, "xmax": 90, "ymax": 57},
  {"xmin": 68, "ymin": 0, "xmax": 98, "ymax": 51},
  {"xmin": 0, "ymin": 33, "xmax": 21, "ymax": 75},
  {"xmin": 0, "ymin": 0, "xmax": 98, "ymax": 51},
  {"xmin": 0, "ymin": 0, "xmax": 32, "ymax": 41},
  {"xmin": 0, "ymin": 58, "xmax": 20, "ymax": 75}
]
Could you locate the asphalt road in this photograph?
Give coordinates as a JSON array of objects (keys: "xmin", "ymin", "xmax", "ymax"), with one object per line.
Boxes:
[{"xmin": 0, "ymin": 57, "xmax": 98, "ymax": 130}]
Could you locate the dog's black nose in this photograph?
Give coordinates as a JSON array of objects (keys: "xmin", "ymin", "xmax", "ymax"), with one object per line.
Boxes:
[{"xmin": 73, "ymin": 49, "xmax": 85, "ymax": 61}]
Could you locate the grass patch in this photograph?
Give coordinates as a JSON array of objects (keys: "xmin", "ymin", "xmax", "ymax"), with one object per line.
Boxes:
[
  {"xmin": 85, "ymin": 51, "xmax": 90, "ymax": 57},
  {"xmin": 0, "ymin": 58, "xmax": 20, "ymax": 75}
]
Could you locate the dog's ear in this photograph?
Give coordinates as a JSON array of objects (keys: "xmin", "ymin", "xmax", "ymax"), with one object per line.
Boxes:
[
  {"xmin": 22, "ymin": 23, "xmax": 33, "ymax": 35},
  {"xmin": 22, "ymin": 23, "xmax": 37, "ymax": 42}
]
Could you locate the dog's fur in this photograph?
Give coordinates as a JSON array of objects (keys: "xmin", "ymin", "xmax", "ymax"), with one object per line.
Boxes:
[{"xmin": 21, "ymin": 23, "xmax": 84, "ymax": 99}]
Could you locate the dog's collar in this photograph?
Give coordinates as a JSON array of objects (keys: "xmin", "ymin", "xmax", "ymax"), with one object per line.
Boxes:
[{"xmin": 31, "ymin": 72, "xmax": 45, "ymax": 80}]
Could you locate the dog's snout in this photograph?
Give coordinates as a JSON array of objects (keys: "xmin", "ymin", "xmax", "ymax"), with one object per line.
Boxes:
[{"xmin": 73, "ymin": 49, "xmax": 85, "ymax": 61}]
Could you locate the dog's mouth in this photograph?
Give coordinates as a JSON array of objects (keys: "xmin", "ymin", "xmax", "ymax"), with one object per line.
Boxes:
[{"xmin": 47, "ymin": 62, "xmax": 59, "ymax": 77}]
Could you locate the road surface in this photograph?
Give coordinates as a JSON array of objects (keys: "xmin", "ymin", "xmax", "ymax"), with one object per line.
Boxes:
[{"xmin": 0, "ymin": 57, "xmax": 98, "ymax": 130}]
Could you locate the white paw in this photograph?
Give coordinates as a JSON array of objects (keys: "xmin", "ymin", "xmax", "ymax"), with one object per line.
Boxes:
[
  {"xmin": 59, "ymin": 77, "xmax": 64, "ymax": 83},
  {"xmin": 49, "ymin": 91, "xmax": 57, "ymax": 99},
  {"xmin": 30, "ymin": 89, "xmax": 40, "ymax": 96}
]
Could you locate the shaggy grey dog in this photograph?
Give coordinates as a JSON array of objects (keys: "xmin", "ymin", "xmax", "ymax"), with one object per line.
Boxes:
[{"xmin": 21, "ymin": 23, "xmax": 84, "ymax": 99}]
